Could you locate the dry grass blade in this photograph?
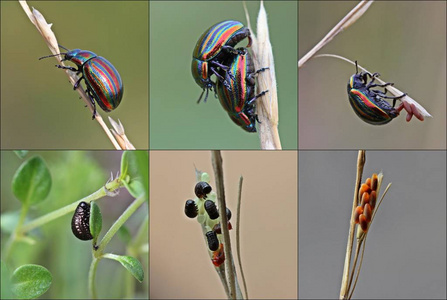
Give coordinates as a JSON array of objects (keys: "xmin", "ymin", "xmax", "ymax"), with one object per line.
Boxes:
[
  {"xmin": 340, "ymin": 150, "xmax": 365, "ymax": 299},
  {"xmin": 244, "ymin": 1, "xmax": 281, "ymax": 150},
  {"xmin": 236, "ymin": 176, "xmax": 248, "ymax": 299},
  {"xmin": 211, "ymin": 151, "xmax": 243, "ymax": 299},
  {"xmin": 19, "ymin": 0, "xmax": 134, "ymax": 149},
  {"xmin": 109, "ymin": 117, "xmax": 136, "ymax": 150},
  {"xmin": 298, "ymin": 0, "xmax": 374, "ymax": 69}
]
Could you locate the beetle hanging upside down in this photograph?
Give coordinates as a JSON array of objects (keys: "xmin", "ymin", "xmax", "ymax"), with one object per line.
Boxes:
[{"xmin": 347, "ymin": 61, "xmax": 406, "ymax": 125}]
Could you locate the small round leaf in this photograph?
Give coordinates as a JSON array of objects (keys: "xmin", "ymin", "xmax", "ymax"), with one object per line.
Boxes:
[
  {"xmin": 89, "ymin": 202, "xmax": 102, "ymax": 240},
  {"xmin": 11, "ymin": 264, "xmax": 52, "ymax": 299},
  {"xmin": 12, "ymin": 157, "xmax": 51, "ymax": 206},
  {"xmin": 109, "ymin": 255, "xmax": 144, "ymax": 283}
]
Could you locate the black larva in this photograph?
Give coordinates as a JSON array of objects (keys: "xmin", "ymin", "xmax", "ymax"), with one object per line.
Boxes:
[
  {"xmin": 71, "ymin": 201, "xmax": 93, "ymax": 241},
  {"xmin": 194, "ymin": 181, "xmax": 212, "ymax": 199},
  {"xmin": 206, "ymin": 231, "xmax": 219, "ymax": 251},
  {"xmin": 204, "ymin": 200, "xmax": 219, "ymax": 219},
  {"xmin": 226, "ymin": 208, "xmax": 232, "ymax": 221},
  {"xmin": 184, "ymin": 199, "xmax": 198, "ymax": 218}
]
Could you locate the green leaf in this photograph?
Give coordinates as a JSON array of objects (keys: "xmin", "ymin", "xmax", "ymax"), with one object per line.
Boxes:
[
  {"xmin": 89, "ymin": 202, "xmax": 102, "ymax": 240},
  {"xmin": 10, "ymin": 264, "xmax": 52, "ymax": 299},
  {"xmin": 107, "ymin": 255, "xmax": 144, "ymax": 283},
  {"xmin": 14, "ymin": 151, "xmax": 28, "ymax": 159},
  {"xmin": 120, "ymin": 151, "xmax": 148, "ymax": 200},
  {"xmin": 1, "ymin": 261, "xmax": 14, "ymax": 299},
  {"xmin": 12, "ymin": 156, "xmax": 51, "ymax": 206}
]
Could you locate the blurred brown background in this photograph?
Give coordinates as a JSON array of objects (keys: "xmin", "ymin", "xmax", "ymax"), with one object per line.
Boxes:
[{"xmin": 150, "ymin": 151, "xmax": 297, "ymax": 299}]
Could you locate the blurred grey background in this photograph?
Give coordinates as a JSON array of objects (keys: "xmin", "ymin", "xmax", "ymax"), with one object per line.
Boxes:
[
  {"xmin": 150, "ymin": 1, "xmax": 297, "ymax": 149},
  {"xmin": 299, "ymin": 1, "xmax": 446, "ymax": 149},
  {"xmin": 299, "ymin": 151, "xmax": 446, "ymax": 299}
]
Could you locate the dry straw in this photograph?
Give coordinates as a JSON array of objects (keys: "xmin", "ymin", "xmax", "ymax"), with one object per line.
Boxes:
[
  {"xmin": 244, "ymin": 1, "xmax": 281, "ymax": 150},
  {"xmin": 19, "ymin": 0, "xmax": 135, "ymax": 149},
  {"xmin": 339, "ymin": 150, "xmax": 393, "ymax": 299}
]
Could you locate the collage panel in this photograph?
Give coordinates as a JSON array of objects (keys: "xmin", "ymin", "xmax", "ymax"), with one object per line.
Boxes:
[
  {"xmin": 299, "ymin": 1, "xmax": 446, "ymax": 149},
  {"xmin": 149, "ymin": 1, "xmax": 297, "ymax": 150},
  {"xmin": 150, "ymin": 151, "xmax": 297, "ymax": 299},
  {"xmin": 299, "ymin": 151, "xmax": 446, "ymax": 299},
  {"xmin": 0, "ymin": 151, "xmax": 149, "ymax": 299},
  {"xmin": 1, "ymin": 1, "xmax": 149, "ymax": 149}
]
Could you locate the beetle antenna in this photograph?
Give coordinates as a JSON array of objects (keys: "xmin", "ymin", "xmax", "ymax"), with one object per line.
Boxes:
[
  {"xmin": 58, "ymin": 44, "xmax": 70, "ymax": 51},
  {"xmin": 355, "ymin": 60, "xmax": 359, "ymax": 74},
  {"xmin": 38, "ymin": 53, "xmax": 66, "ymax": 60}
]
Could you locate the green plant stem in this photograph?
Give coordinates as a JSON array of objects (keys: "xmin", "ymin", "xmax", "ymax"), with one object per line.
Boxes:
[
  {"xmin": 97, "ymin": 195, "xmax": 146, "ymax": 253},
  {"xmin": 89, "ymin": 256, "xmax": 101, "ymax": 299},
  {"xmin": 2, "ymin": 203, "xmax": 30, "ymax": 261},
  {"xmin": 21, "ymin": 179, "xmax": 121, "ymax": 233}
]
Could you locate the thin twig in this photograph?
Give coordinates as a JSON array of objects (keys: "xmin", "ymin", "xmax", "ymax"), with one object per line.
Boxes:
[
  {"xmin": 339, "ymin": 150, "xmax": 365, "ymax": 299},
  {"xmin": 212, "ymin": 151, "xmax": 236, "ymax": 299},
  {"xmin": 236, "ymin": 176, "xmax": 248, "ymax": 299},
  {"xmin": 298, "ymin": 0, "xmax": 374, "ymax": 68}
]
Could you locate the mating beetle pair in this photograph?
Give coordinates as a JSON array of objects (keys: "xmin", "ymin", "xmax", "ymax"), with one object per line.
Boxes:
[
  {"xmin": 40, "ymin": 45, "xmax": 123, "ymax": 119},
  {"xmin": 347, "ymin": 61, "xmax": 406, "ymax": 125},
  {"xmin": 192, "ymin": 20, "xmax": 269, "ymax": 132}
]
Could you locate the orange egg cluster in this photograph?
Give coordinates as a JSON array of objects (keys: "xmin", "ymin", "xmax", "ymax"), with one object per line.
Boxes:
[{"xmin": 354, "ymin": 173, "xmax": 378, "ymax": 232}]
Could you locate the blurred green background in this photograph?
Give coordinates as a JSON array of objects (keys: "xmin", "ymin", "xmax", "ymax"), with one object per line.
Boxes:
[
  {"xmin": 299, "ymin": 1, "xmax": 446, "ymax": 149},
  {"xmin": 0, "ymin": 151, "xmax": 149, "ymax": 299},
  {"xmin": 1, "ymin": 1, "xmax": 148, "ymax": 149},
  {"xmin": 150, "ymin": 1, "xmax": 297, "ymax": 149}
]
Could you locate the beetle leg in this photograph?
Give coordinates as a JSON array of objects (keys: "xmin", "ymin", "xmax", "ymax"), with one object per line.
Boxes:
[
  {"xmin": 367, "ymin": 82, "xmax": 393, "ymax": 89},
  {"xmin": 246, "ymin": 67, "xmax": 269, "ymax": 85},
  {"xmin": 56, "ymin": 65, "xmax": 78, "ymax": 73},
  {"xmin": 85, "ymin": 88, "xmax": 97, "ymax": 119},
  {"xmin": 221, "ymin": 45, "xmax": 240, "ymax": 55},
  {"xmin": 246, "ymin": 89, "xmax": 269, "ymax": 106},
  {"xmin": 372, "ymin": 89, "xmax": 406, "ymax": 100},
  {"xmin": 73, "ymin": 76, "xmax": 84, "ymax": 90}
]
